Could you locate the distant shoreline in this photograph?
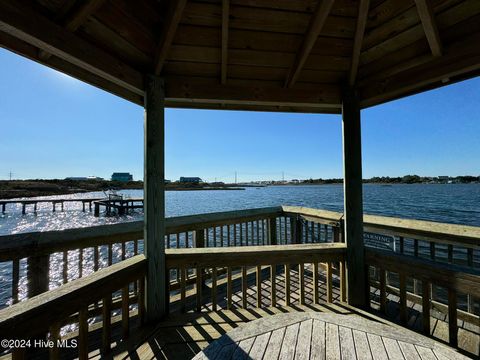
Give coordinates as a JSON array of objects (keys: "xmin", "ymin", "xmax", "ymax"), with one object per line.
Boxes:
[{"xmin": 0, "ymin": 180, "xmax": 244, "ymax": 200}]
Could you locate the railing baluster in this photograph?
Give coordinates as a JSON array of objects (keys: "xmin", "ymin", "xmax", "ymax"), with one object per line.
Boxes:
[
  {"xmin": 313, "ymin": 262, "xmax": 319, "ymax": 304},
  {"xmin": 430, "ymin": 242, "xmax": 435, "ymax": 260},
  {"xmin": 399, "ymin": 273, "xmax": 407, "ymax": 324},
  {"xmin": 448, "ymin": 244, "xmax": 453, "ymax": 263},
  {"xmin": 240, "ymin": 222, "xmax": 243, "ymax": 246},
  {"xmin": 62, "ymin": 251, "xmax": 68, "ymax": 284},
  {"xmin": 256, "ymin": 220, "xmax": 260, "ymax": 245},
  {"xmin": 108, "ymin": 244, "xmax": 113, "ymax": 265},
  {"xmin": 326, "ymin": 262, "xmax": 332, "ymax": 303},
  {"xmin": 324, "ymin": 224, "xmax": 328, "ymax": 242},
  {"xmin": 220, "ymin": 226, "xmax": 224, "ymax": 247},
  {"xmin": 227, "ymin": 225, "xmax": 231, "ymax": 246},
  {"xmin": 414, "ymin": 239, "xmax": 419, "ymax": 257},
  {"xmin": 422, "ymin": 280, "xmax": 430, "ymax": 335},
  {"xmin": 256, "ymin": 266, "xmax": 262, "ymax": 307},
  {"xmin": 49, "ymin": 323, "xmax": 61, "ymax": 360},
  {"xmin": 379, "ymin": 268, "xmax": 386, "ymax": 313},
  {"xmin": 467, "ymin": 248, "xmax": 473, "ymax": 267},
  {"xmin": 180, "ymin": 268, "xmax": 186, "ymax": 312},
  {"xmin": 285, "ymin": 264, "xmax": 291, "ymax": 306},
  {"xmin": 299, "ymin": 263, "xmax": 305, "ymax": 305},
  {"xmin": 252, "ymin": 221, "xmax": 256, "ymax": 245},
  {"xmin": 121, "ymin": 242, "xmax": 126, "ymax": 260},
  {"xmin": 79, "ymin": 248, "xmax": 84, "ymax": 277},
  {"xmin": 271, "ymin": 264, "xmax": 276, "ymax": 307},
  {"xmin": 227, "ymin": 267, "xmax": 233, "ymax": 310},
  {"xmin": 122, "ymin": 286, "xmax": 129, "ymax": 339},
  {"xmin": 12, "ymin": 259, "xmax": 19, "ymax": 304},
  {"xmin": 196, "ymin": 267, "xmax": 202, "ymax": 312},
  {"xmin": 102, "ymin": 296, "xmax": 112, "ymax": 354},
  {"xmin": 213, "ymin": 227, "xmax": 217, "ymax": 247},
  {"xmin": 93, "ymin": 246, "xmax": 99, "ymax": 272},
  {"xmin": 233, "ymin": 223, "xmax": 237, "ymax": 246},
  {"xmin": 399, "ymin": 236, "xmax": 404, "ymax": 254},
  {"xmin": 448, "ymin": 289, "xmax": 458, "ymax": 347},
  {"xmin": 212, "ymin": 267, "xmax": 218, "ymax": 311},
  {"xmin": 340, "ymin": 261, "xmax": 346, "ymax": 302},
  {"xmin": 242, "ymin": 266, "xmax": 247, "ymax": 308},
  {"xmin": 269, "ymin": 218, "xmax": 277, "ymax": 245},
  {"xmin": 138, "ymin": 278, "xmax": 145, "ymax": 324},
  {"xmin": 78, "ymin": 306, "xmax": 88, "ymax": 360}
]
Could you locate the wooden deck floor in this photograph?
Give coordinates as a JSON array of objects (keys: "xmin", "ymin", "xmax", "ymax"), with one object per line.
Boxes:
[{"xmin": 115, "ymin": 265, "xmax": 479, "ymax": 359}]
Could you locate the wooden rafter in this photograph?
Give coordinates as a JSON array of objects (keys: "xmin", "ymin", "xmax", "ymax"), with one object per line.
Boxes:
[
  {"xmin": 349, "ymin": 0, "xmax": 370, "ymax": 86},
  {"xmin": 39, "ymin": 0, "xmax": 107, "ymax": 61},
  {"xmin": 284, "ymin": 0, "xmax": 335, "ymax": 88},
  {"xmin": 414, "ymin": 0, "xmax": 442, "ymax": 57},
  {"xmin": 221, "ymin": 0, "xmax": 230, "ymax": 84},
  {"xmin": 154, "ymin": 0, "xmax": 187, "ymax": 76},
  {"xmin": 0, "ymin": 0, "xmax": 143, "ymax": 95}
]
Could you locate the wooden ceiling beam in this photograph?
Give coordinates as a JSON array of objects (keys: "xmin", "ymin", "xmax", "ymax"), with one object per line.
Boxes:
[
  {"xmin": 0, "ymin": 0, "xmax": 143, "ymax": 95},
  {"xmin": 359, "ymin": 33, "xmax": 480, "ymax": 108},
  {"xmin": 414, "ymin": 0, "xmax": 442, "ymax": 57},
  {"xmin": 221, "ymin": 0, "xmax": 230, "ymax": 84},
  {"xmin": 154, "ymin": 0, "xmax": 187, "ymax": 76},
  {"xmin": 349, "ymin": 0, "xmax": 370, "ymax": 86},
  {"xmin": 284, "ymin": 0, "xmax": 335, "ymax": 88},
  {"xmin": 39, "ymin": 0, "xmax": 107, "ymax": 61},
  {"xmin": 164, "ymin": 78, "xmax": 341, "ymax": 109}
]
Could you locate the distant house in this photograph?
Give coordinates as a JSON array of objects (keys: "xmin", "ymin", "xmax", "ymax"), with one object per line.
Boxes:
[
  {"xmin": 111, "ymin": 172, "xmax": 133, "ymax": 182},
  {"xmin": 179, "ymin": 177, "xmax": 202, "ymax": 183},
  {"xmin": 87, "ymin": 176, "xmax": 104, "ymax": 181}
]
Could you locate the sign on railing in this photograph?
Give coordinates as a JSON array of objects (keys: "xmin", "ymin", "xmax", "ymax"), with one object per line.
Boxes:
[{"xmin": 364, "ymin": 232, "xmax": 395, "ymax": 251}]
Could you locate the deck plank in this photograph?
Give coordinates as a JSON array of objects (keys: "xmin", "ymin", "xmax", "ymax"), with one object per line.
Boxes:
[
  {"xmin": 279, "ymin": 322, "xmax": 300, "ymax": 360},
  {"xmin": 295, "ymin": 319, "xmax": 313, "ymax": 360},
  {"xmin": 248, "ymin": 331, "xmax": 271, "ymax": 359},
  {"xmin": 366, "ymin": 333, "xmax": 389, "ymax": 360},
  {"xmin": 352, "ymin": 329, "xmax": 373, "ymax": 360},
  {"xmin": 326, "ymin": 323, "xmax": 341, "ymax": 360},
  {"xmin": 311, "ymin": 319, "xmax": 326, "ymax": 360},
  {"xmin": 263, "ymin": 327, "xmax": 286, "ymax": 360},
  {"xmin": 339, "ymin": 326, "xmax": 356, "ymax": 359},
  {"xmin": 382, "ymin": 337, "xmax": 405, "ymax": 360}
]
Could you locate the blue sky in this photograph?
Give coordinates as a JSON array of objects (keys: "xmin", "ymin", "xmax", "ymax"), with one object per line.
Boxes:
[{"xmin": 0, "ymin": 48, "xmax": 478, "ymax": 182}]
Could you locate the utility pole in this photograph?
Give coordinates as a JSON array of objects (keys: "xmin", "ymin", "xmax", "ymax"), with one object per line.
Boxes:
[{"xmin": 8, "ymin": 171, "xmax": 13, "ymax": 181}]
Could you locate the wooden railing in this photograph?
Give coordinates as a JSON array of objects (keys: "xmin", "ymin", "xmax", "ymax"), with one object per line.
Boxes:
[
  {"xmin": 0, "ymin": 206, "xmax": 342, "ymax": 307},
  {"xmin": 166, "ymin": 243, "xmax": 347, "ymax": 312},
  {"xmin": 0, "ymin": 205, "xmax": 478, "ymax": 356},
  {"xmin": 0, "ymin": 255, "xmax": 146, "ymax": 359},
  {"xmin": 362, "ymin": 214, "xmax": 480, "ymax": 349}
]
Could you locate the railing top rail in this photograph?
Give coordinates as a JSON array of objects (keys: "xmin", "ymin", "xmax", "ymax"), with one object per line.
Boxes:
[
  {"xmin": 366, "ymin": 248, "xmax": 480, "ymax": 298},
  {"xmin": 166, "ymin": 243, "xmax": 346, "ymax": 268},
  {"xmin": 281, "ymin": 206, "xmax": 343, "ymax": 224},
  {"xmin": 0, "ymin": 254, "xmax": 146, "ymax": 338},
  {"xmin": 363, "ymin": 214, "xmax": 480, "ymax": 248}
]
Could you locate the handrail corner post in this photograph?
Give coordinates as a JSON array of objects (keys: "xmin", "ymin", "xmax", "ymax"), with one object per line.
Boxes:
[
  {"xmin": 144, "ymin": 74, "xmax": 167, "ymax": 322},
  {"xmin": 342, "ymin": 86, "xmax": 367, "ymax": 308}
]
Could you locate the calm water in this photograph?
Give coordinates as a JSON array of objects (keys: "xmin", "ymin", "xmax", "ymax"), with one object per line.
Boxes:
[
  {"xmin": 1, "ymin": 184, "xmax": 479, "ymax": 235},
  {"xmin": 0, "ymin": 184, "xmax": 479, "ymax": 309}
]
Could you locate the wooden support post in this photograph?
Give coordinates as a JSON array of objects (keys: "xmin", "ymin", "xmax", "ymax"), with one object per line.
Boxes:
[
  {"xmin": 27, "ymin": 254, "xmax": 49, "ymax": 297},
  {"xmin": 268, "ymin": 217, "xmax": 277, "ymax": 245},
  {"xmin": 22, "ymin": 203, "xmax": 26, "ymax": 215},
  {"xmin": 144, "ymin": 74, "xmax": 166, "ymax": 322},
  {"xmin": 342, "ymin": 87, "xmax": 366, "ymax": 307},
  {"xmin": 1, "ymin": 203, "xmax": 5, "ymax": 213}
]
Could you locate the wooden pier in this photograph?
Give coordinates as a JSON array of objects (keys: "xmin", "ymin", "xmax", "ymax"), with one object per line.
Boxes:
[
  {"xmin": 0, "ymin": 198, "xmax": 102, "ymax": 215},
  {"xmin": 93, "ymin": 198, "xmax": 144, "ymax": 217}
]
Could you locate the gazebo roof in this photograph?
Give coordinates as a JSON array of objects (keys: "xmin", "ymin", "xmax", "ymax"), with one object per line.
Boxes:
[{"xmin": 0, "ymin": 0, "xmax": 479, "ymax": 113}]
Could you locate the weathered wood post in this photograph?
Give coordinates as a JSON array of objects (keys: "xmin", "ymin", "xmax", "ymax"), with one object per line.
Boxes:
[
  {"xmin": 294, "ymin": 216, "xmax": 303, "ymax": 244},
  {"xmin": 144, "ymin": 74, "xmax": 167, "ymax": 322},
  {"xmin": 27, "ymin": 254, "xmax": 49, "ymax": 297},
  {"xmin": 342, "ymin": 87, "xmax": 367, "ymax": 308}
]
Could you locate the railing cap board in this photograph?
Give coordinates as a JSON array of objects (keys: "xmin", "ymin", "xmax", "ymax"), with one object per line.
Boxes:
[
  {"xmin": 0, "ymin": 255, "xmax": 146, "ymax": 338},
  {"xmin": 366, "ymin": 249, "xmax": 480, "ymax": 298},
  {"xmin": 363, "ymin": 214, "xmax": 480, "ymax": 248},
  {"xmin": 281, "ymin": 206, "xmax": 343, "ymax": 225},
  {"xmin": 0, "ymin": 221, "xmax": 144, "ymax": 261},
  {"xmin": 165, "ymin": 206, "xmax": 284, "ymax": 233},
  {"xmin": 166, "ymin": 243, "xmax": 346, "ymax": 268}
]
